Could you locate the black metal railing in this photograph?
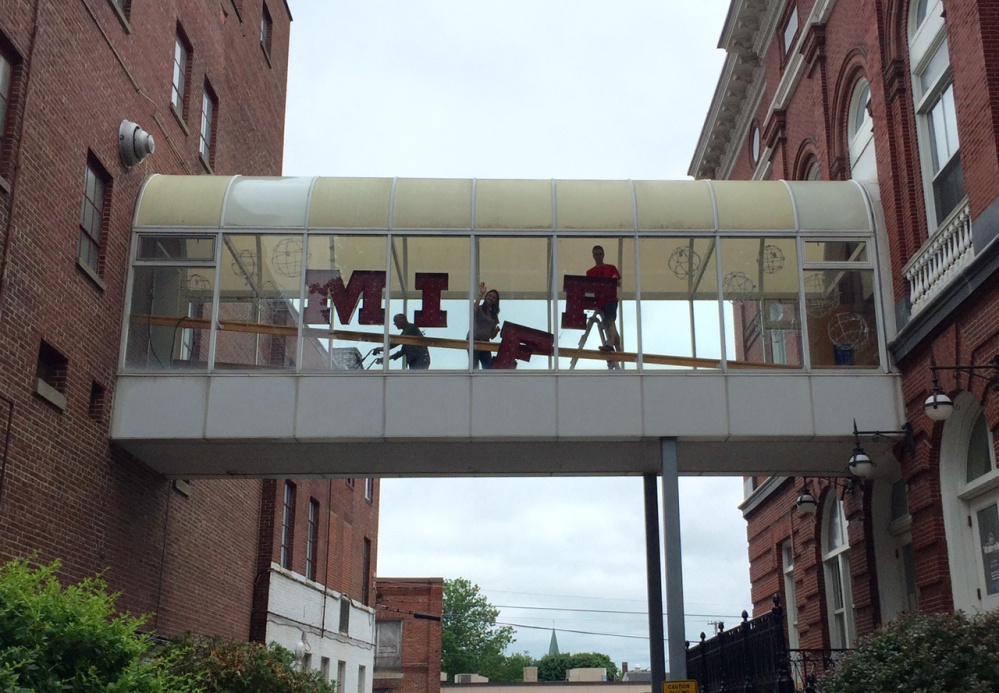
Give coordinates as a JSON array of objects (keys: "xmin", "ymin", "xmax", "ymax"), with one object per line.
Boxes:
[
  {"xmin": 686, "ymin": 594, "xmax": 794, "ymax": 693},
  {"xmin": 788, "ymin": 648, "xmax": 849, "ymax": 692}
]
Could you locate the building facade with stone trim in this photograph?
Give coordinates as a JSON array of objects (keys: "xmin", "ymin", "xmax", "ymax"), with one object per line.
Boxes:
[{"xmin": 691, "ymin": 0, "xmax": 999, "ymax": 652}]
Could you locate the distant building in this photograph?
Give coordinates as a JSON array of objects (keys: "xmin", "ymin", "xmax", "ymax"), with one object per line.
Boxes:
[{"xmin": 374, "ymin": 577, "xmax": 444, "ymax": 693}]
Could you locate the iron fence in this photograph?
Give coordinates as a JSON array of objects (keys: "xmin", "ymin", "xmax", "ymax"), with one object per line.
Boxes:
[{"xmin": 684, "ymin": 595, "xmax": 847, "ymax": 692}]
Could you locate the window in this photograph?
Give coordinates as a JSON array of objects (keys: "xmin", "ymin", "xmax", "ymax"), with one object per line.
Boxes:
[
  {"xmin": 339, "ymin": 596, "xmax": 350, "ymax": 633},
  {"xmin": 88, "ymin": 381, "xmax": 106, "ymax": 420},
  {"xmin": 280, "ymin": 481, "xmax": 296, "ymax": 569},
  {"xmin": 361, "ymin": 538, "xmax": 372, "ymax": 604},
  {"xmin": 357, "ymin": 665, "xmax": 366, "ymax": 693},
  {"xmin": 302, "ymin": 653, "xmax": 312, "ymax": 671},
  {"xmin": 306, "ymin": 498, "xmax": 319, "ymax": 580},
  {"xmin": 337, "ymin": 661, "xmax": 347, "ymax": 693},
  {"xmin": 848, "ymin": 79, "xmax": 876, "ymax": 181},
  {"xmin": 782, "ymin": 542, "xmax": 799, "ymax": 649},
  {"xmin": 0, "ymin": 47, "xmax": 14, "ymax": 163},
  {"xmin": 321, "ymin": 657, "xmax": 330, "ymax": 681},
  {"xmin": 910, "ymin": 0, "xmax": 965, "ymax": 229},
  {"xmin": 749, "ymin": 122, "xmax": 761, "ymax": 164},
  {"xmin": 35, "ymin": 341, "xmax": 68, "ymax": 410},
  {"xmin": 940, "ymin": 395, "xmax": 999, "ymax": 613},
  {"xmin": 781, "ymin": 5, "xmax": 799, "ymax": 56},
  {"xmin": 375, "ymin": 620, "xmax": 403, "ymax": 672},
  {"xmin": 365, "ymin": 478, "xmax": 374, "ymax": 502},
  {"xmin": 822, "ymin": 496, "xmax": 855, "ymax": 647},
  {"xmin": 199, "ymin": 82, "xmax": 217, "ymax": 168},
  {"xmin": 79, "ymin": 155, "xmax": 110, "ymax": 277},
  {"xmin": 109, "ymin": 0, "xmax": 131, "ymax": 22},
  {"xmin": 171, "ymin": 31, "xmax": 192, "ymax": 118},
  {"xmin": 260, "ymin": 4, "xmax": 273, "ymax": 56}
]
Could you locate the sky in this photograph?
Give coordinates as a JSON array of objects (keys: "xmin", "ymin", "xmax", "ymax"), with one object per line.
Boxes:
[{"xmin": 282, "ymin": 0, "xmax": 749, "ymax": 673}]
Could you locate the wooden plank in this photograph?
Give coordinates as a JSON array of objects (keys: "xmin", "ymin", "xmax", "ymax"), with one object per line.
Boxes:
[{"xmin": 129, "ymin": 313, "xmax": 801, "ymax": 369}]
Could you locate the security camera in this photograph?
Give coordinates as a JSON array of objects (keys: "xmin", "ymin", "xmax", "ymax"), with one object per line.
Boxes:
[{"xmin": 119, "ymin": 120, "xmax": 155, "ymax": 167}]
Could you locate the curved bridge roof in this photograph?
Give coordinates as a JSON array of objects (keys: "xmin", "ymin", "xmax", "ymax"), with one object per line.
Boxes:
[{"xmin": 133, "ymin": 176, "xmax": 875, "ymax": 234}]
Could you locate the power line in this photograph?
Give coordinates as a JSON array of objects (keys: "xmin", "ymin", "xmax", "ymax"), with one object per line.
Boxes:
[
  {"xmin": 495, "ymin": 604, "xmax": 743, "ymax": 620},
  {"xmin": 497, "ymin": 621, "xmax": 653, "ymax": 641}
]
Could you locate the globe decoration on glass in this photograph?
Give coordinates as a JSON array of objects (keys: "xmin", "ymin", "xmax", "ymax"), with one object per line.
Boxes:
[
  {"xmin": 668, "ymin": 246, "xmax": 701, "ymax": 280},
  {"xmin": 722, "ymin": 271, "xmax": 757, "ymax": 298},
  {"xmin": 804, "ymin": 273, "xmax": 838, "ymax": 318},
  {"xmin": 827, "ymin": 312, "xmax": 869, "ymax": 365},
  {"xmin": 231, "ymin": 249, "xmax": 257, "ymax": 284},
  {"xmin": 272, "ymin": 237, "xmax": 308, "ymax": 278},
  {"xmin": 759, "ymin": 244, "xmax": 785, "ymax": 274},
  {"xmin": 182, "ymin": 273, "xmax": 211, "ymax": 294}
]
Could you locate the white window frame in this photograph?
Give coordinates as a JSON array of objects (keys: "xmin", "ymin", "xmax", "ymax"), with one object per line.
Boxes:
[
  {"xmin": 782, "ymin": 541, "xmax": 799, "ymax": 649},
  {"xmin": 940, "ymin": 393, "xmax": 999, "ymax": 613},
  {"xmin": 848, "ymin": 80, "xmax": 876, "ymax": 181},
  {"xmin": 909, "ymin": 0, "xmax": 964, "ymax": 230},
  {"xmin": 822, "ymin": 496, "xmax": 855, "ymax": 648},
  {"xmin": 171, "ymin": 35, "xmax": 189, "ymax": 116}
]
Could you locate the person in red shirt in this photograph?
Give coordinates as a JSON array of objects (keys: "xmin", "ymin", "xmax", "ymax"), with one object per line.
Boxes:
[{"xmin": 586, "ymin": 245, "xmax": 621, "ymax": 353}]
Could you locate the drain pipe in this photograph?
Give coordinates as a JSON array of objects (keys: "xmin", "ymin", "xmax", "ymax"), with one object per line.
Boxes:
[{"xmin": 0, "ymin": 395, "xmax": 14, "ymax": 522}]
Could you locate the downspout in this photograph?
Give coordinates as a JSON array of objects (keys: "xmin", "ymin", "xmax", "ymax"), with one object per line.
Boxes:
[{"xmin": 320, "ymin": 479, "xmax": 333, "ymax": 637}]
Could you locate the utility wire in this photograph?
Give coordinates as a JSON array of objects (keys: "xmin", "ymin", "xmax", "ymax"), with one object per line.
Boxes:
[
  {"xmin": 496, "ymin": 621, "xmax": 653, "ymax": 641},
  {"xmin": 495, "ymin": 604, "xmax": 743, "ymax": 620}
]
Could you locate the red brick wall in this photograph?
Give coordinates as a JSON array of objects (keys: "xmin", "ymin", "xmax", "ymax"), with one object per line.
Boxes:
[
  {"xmin": 729, "ymin": 0, "xmax": 999, "ymax": 643},
  {"xmin": 374, "ymin": 578, "xmax": 444, "ymax": 693},
  {"xmin": 0, "ymin": 0, "xmax": 292, "ymax": 639}
]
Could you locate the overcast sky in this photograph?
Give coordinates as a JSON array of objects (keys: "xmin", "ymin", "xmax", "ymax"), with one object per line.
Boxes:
[{"xmin": 282, "ymin": 0, "xmax": 748, "ymax": 672}]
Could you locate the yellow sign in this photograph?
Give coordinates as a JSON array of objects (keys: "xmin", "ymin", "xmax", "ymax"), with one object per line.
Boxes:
[{"xmin": 662, "ymin": 682, "xmax": 698, "ymax": 693}]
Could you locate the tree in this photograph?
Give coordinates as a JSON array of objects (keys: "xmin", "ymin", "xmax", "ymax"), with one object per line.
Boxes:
[
  {"xmin": 820, "ymin": 611, "xmax": 999, "ymax": 693},
  {"xmin": 538, "ymin": 652, "xmax": 619, "ymax": 682},
  {"xmin": 0, "ymin": 556, "xmax": 193, "ymax": 692},
  {"xmin": 441, "ymin": 578, "xmax": 514, "ymax": 680},
  {"xmin": 484, "ymin": 652, "xmax": 538, "ymax": 682}
]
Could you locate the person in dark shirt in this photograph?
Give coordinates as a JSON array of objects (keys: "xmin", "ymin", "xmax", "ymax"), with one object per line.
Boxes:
[
  {"xmin": 587, "ymin": 245, "xmax": 622, "ymax": 353},
  {"xmin": 375, "ymin": 313, "xmax": 430, "ymax": 369}
]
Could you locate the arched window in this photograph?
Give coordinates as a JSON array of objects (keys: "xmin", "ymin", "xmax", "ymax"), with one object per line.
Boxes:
[
  {"xmin": 822, "ymin": 495, "xmax": 855, "ymax": 647},
  {"xmin": 848, "ymin": 79, "xmax": 876, "ymax": 180},
  {"xmin": 750, "ymin": 122, "xmax": 761, "ymax": 165},
  {"xmin": 909, "ymin": 0, "xmax": 965, "ymax": 228},
  {"xmin": 940, "ymin": 394, "xmax": 999, "ymax": 613},
  {"xmin": 806, "ymin": 161, "xmax": 821, "ymax": 180}
]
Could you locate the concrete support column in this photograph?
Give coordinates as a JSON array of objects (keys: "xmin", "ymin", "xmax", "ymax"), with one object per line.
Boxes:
[
  {"xmin": 643, "ymin": 473, "xmax": 666, "ymax": 692},
  {"xmin": 661, "ymin": 438, "xmax": 686, "ymax": 679}
]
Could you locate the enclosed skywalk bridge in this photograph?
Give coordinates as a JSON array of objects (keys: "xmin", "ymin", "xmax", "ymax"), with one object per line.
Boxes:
[{"xmin": 112, "ymin": 176, "xmax": 906, "ymax": 480}]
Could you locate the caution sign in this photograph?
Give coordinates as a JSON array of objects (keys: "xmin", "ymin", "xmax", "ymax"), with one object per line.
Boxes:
[{"xmin": 662, "ymin": 681, "xmax": 698, "ymax": 693}]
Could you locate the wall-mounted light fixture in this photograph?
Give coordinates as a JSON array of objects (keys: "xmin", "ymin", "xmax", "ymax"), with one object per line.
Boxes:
[
  {"xmin": 794, "ymin": 477, "xmax": 857, "ymax": 515},
  {"xmin": 849, "ymin": 419, "xmax": 914, "ymax": 478},
  {"xmin": 924, "ymin": 354, "xmax": 999, "ymax": 422}
]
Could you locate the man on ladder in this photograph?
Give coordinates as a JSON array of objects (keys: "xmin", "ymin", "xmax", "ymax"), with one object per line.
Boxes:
[{"xmin": 587, "ymin": 245, "xmax": 621, "ymax": 368}]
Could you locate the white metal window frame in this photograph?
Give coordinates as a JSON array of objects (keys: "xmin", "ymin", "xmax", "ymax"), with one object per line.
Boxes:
[
  {"xmin": 822, "ymin": 496, "xmax": 855, "ymax": 648},
  {"xmin": 909, "ymin": 0, "xmax": 961, "ymax": 230}
]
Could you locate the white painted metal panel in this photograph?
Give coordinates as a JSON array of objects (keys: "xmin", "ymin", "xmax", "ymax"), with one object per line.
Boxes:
[
  {"xmin": 642, "ymin": 375, "xmax": 729, "ymax": 436},
  {"xmin": 110, "ymin": 376, "xmax": 207, "ymax": 439},
  {"xmin": 205, "ymin": 376, "xmax": 297, "ymax": 438},
  {"xmin": 810, "ymin": 374, "xmax": 904, "ymax": 436},
  {"xmin": 726, "ymin": 374, "xmax": 814, "ymax": 436},
  {"xmin": 556, "ymin": 375, "xmax": 644, "ymax": 437},
  {"xmin": 470, "ymin": 375, "xmax": 557, "ymax": 437},
  {"xmin": 296, "ymin": 376, "xmax": 385, "ymax": 439},
  {"xmin": 383, "ymin": 376, "xmax": 471, "ymax": 437}
]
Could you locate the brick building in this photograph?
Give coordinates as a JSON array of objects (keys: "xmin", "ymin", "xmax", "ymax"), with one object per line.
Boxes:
[
  {"xmin": 0, "ymin": 1, "xmax": 380, "ymax": 688},
  {"xmin": 691, "ymin": 0, "xmax": 999, "ymax": 656},
  {"xmin": 374, "ymin": 578, "xmax": 444, "ymax": 693}
]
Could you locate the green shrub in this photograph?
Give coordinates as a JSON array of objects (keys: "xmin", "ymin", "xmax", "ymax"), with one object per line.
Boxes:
[
  {"xmin": 0, "ymin": 555, "xmax": 190, "ymax": 693},
  {"xmin": 820, "ymin": 611, "xmax": 999, "ymax": 693},
  {"xmin": 157, "ymin": 635, "xmax": 336, "ymax": 693}
]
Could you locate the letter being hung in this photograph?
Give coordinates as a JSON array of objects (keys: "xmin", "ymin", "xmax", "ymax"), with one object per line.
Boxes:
[{"xmin": 305, "ymin": 269, "xmax": 386, "ymax": 326}]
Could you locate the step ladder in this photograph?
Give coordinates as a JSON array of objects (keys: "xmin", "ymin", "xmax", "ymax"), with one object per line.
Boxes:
[{"xmin": 569, "ymin": 310, "xmax": 619, "ymax": 370}]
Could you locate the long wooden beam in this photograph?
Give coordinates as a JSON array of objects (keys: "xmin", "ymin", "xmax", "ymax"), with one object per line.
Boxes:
[{"xmin": 130, "ymin": 313, "xmax": 799, "ymax": 369}]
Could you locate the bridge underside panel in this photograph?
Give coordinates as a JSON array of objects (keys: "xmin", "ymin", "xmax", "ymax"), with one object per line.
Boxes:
[{"xmin": 112, "ymin": 372, "xmax": 903, "ymax": 478}]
